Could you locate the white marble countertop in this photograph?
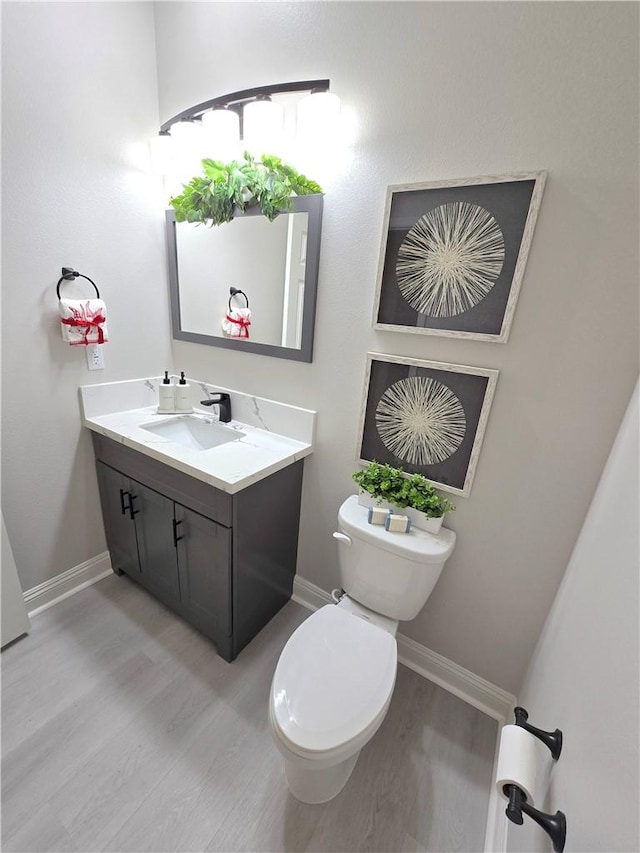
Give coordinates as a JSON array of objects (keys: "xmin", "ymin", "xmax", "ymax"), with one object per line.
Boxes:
[{"xmin": 80, "ymin": 377, "xmax": 316, "ymax": 495}]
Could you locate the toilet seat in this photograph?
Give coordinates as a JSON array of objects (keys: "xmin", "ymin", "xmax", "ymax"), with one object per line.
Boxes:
[{"xmin": 270, "ymin": 605, "xmax": 397, "ymax": 756}]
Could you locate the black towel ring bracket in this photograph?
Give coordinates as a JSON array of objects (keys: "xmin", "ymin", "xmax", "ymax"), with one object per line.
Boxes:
[
  {"xmin": 228, "ymin": 287, "xmax": 249, "ymax": 311},
  {"xmin": 56, "ymin": 267, "xmax": 101, "ymax": 300}
]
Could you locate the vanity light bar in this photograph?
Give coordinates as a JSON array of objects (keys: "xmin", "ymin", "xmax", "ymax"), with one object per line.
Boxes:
[{"xmin": 158, "ymin": 79, "xmax": 331, "ymax": 134}]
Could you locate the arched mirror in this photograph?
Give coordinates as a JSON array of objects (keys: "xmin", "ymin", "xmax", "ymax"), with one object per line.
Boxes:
[{"xmin": 166, "ymin": 194, "xmax": 323, "ymax": 362}]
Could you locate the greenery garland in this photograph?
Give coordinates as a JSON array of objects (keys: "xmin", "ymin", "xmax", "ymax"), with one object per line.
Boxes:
[
  {"xmin": 169, "ymin": 152, "xmax": 322, "ymax": 226},
  {"xmin": 352, "ymin": 461, "xmax": 456, "ymax": 519}
]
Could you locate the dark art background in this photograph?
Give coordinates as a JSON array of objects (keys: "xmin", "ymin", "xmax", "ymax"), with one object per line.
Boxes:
[
  {"xmin": 376, "ymin": 179, "xmax": 535, "ymax": 335},
  {"xmin": 360, "ymin": 360, "xmax": 490, "ymax": 492}
]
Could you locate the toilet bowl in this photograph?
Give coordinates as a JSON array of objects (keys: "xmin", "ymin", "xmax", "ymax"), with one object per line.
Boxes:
[
  {"xmin": 269, "ymin": 495, "xmax": 456, "ymax": 803},
  {"xmin": 269, "ymin": 601, "xmax": 397, "ymax": 803}
]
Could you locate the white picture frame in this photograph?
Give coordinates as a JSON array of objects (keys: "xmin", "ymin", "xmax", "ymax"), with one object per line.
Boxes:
[
  {"xmin": 372, "ymin": 171, "xmax": 546, "ymax": 343},
  {"xmin": 357, "ymin": 353, "xmax": 499, "ymax": 497}
]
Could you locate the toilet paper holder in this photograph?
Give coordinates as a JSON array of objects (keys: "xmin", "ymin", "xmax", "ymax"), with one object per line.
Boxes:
[
  {"xmin": 514, "ymin": 705, "xmax": 562, "ymax": 760},
  {"xmin": 503, "ymin": 706, "xmax": 567, "ymax": 853}
]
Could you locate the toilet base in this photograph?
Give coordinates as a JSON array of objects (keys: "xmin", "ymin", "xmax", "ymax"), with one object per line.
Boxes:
[{"xmin": 284, "ymin": 749, "xmax": 361, "ymax": 804}]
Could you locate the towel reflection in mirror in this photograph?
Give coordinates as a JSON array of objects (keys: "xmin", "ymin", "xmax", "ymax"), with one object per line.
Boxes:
[{"xmin": 222, "ymin": 287, "xmax": 252, "ymax": 339}]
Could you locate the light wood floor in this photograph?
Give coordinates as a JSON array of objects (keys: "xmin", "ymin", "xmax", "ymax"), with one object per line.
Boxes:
[{"xmin": 1, "ymin": 574, "xmax": 497, "ymax": 852}]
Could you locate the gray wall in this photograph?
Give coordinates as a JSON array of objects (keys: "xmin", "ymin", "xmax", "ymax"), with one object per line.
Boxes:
[
  {"xmin": 508, "ymin": 381, "xmax": 639, "ymax": 852},
  {"xmin": 155, "ymin": 2, "xmax": 639, "ymax": 692},
  {"xmin": 1, "ymin": 2, "xmax": 172, "ymax": 590},
  {"xmin": 1, "ymin": 2, "xmax": 637, "ymax": 697}
]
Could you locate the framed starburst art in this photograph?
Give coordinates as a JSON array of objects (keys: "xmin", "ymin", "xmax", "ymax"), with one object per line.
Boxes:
[
  {"xmin": 358, "ymin": 353, "xmax": 499, "ymax": 497},
  {"xmin": 373, "ymin": 172, "xmax": 546, "ymax": 342}
]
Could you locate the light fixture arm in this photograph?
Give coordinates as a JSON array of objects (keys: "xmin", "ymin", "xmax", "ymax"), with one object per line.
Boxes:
[{"xmin": 159, "ymin": 79, "xmax": 331, "ymax": 133}]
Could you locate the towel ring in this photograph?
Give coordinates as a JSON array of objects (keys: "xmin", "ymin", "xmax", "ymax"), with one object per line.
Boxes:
[
  {"xmin": 229, "ymin": 287, "xmax": 249, "ymax": 311},
  {"xmin": 56, "ymin": 267, "xmax": 100, "ymax": 300}
]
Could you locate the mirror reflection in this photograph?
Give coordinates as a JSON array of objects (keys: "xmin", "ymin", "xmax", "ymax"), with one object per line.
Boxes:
[
  {"xmin": 176, "ymin": 212, "xmax": 308, "ymax": 349},
  {"xmin": 166, "ymin": 194, "xmax": 322, "ymax": 362}
]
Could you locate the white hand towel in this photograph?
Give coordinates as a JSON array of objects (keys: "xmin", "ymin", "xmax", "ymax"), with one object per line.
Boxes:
[
  {"xmin": 221, "ymin": 307, "xmax": 252, "ymax": 339},
  {"xmin": 59, "ymin": 298, "xmax": 109, "ymax": 346}
]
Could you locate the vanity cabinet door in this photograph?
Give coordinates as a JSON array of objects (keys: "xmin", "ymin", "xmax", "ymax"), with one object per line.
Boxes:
[
  {"xmin": 95, "ymin": 462, "xmax": 140, "ymax": 577},
  {"xmin": 175, "ymin": 505, "xmax": 232, "ymax": 644},
  {"xmin": 130, "ymin": 480, "xmax": 181, "ymax": 602}
]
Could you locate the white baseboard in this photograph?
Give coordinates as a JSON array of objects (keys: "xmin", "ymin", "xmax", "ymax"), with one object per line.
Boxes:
[
  {"xmin": 292, "ymin": 574, "xmax": 512, "ymax": 853},
  {"xmin": 292, "ymin": 574, "xmax": 334, "ymax": 610},
  {"xmin": 24, "ymin": 552, "xmax": 113, "ymax": 617},
  {"xmin": 396, "ymin": 634, "xmax": 515, "ymax": 722}
]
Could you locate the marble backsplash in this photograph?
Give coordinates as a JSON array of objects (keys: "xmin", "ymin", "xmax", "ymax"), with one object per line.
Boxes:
[{"xmin": 79, "ymin": 376, "xmax": 316, "ymax": 445}]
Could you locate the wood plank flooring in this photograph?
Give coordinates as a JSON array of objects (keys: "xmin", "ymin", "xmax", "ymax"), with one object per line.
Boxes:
[{"xmin": 1, "ymin": 574, "xmax": 497, "ymax": 852}]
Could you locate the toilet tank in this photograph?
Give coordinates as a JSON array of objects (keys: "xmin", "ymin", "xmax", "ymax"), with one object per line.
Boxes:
[{"xmin": 335, "ymin": 495, "xmax": 456, "ymax": 621}]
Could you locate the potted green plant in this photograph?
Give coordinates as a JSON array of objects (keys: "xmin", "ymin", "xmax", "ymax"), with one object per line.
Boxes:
[
  {"xmin": 352, "ymin": 461, "xmax": 455, "ymax": 534},
  {"xmin": 170, "ymin": 152, "xmax": 322, "ymax": 226}
]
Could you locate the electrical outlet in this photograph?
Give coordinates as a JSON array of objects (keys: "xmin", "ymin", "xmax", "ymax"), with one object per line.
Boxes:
[{"xmin": 86, "ymin": 344, "xmax": 105, "ymax": 370}]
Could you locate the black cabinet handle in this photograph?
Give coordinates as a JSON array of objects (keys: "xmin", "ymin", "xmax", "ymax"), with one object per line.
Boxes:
[
  {"xmin": 119, "ymin": 488, "xmax": 130, "ymax": 516},
  {"xmin": 128, "ymin": 493, "xmax": 139, "ymax": 520},
  {"xmin": 172, "ymin": 518, "xmax": 183, "ymax": 547}
]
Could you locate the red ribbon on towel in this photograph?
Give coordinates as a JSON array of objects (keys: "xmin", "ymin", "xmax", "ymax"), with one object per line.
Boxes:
[
  {"xmin": 225, "ymin": 313, "xmax": 251, "ymax": 338},
  {"xmin": 61, "ymin": 302, "xmax": 106, "ymax": 345}
]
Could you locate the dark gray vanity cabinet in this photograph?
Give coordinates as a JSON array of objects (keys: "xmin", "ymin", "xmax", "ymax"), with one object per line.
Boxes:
[
  {"xmin": 95, "ymin": 463, "xmax": 141, "ymax": 580},
  {"xmin": 174, "ymin": 504, "xmax": 232, "ymax": 642},
  {"xmin": 92, "ymin": 432, "xmax": 303, "ymax": 662},
  {"xmin": 95, "ymin": 460, "xmax": 232, "ymax": 656}
]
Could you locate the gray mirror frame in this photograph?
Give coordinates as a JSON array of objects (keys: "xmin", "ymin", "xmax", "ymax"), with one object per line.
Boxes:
[{"xmin": 166, "ymin": 194, "xmax": 323, "ymax": 362}]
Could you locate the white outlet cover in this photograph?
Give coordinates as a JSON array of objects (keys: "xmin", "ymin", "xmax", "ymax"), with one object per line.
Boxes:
[{"xmin": 86, "ymin": 344, "xmax": 105, "ymax": 370}]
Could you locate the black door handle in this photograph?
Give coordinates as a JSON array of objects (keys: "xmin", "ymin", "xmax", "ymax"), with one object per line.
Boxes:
[
  {"xmin": 119, "ymin": 488, "xmax": 130, "ymax": 516},
  {"xmin": 128, "ymin": 493, "xmax": 139, "ymax": 520},
  {"xmin": 172, "ymin": 518, "xmax": 183, "ymax": 547}
]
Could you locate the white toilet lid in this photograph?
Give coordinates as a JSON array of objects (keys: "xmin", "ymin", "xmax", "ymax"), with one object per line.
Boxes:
[{"xmin": 271, "ymin": 605, "xmax": 397, "ymax": 753}]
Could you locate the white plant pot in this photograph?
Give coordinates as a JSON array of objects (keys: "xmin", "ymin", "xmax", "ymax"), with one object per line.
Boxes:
[{"xmin": 356, "ymin": 492, "xmax": 444, "ymax": 535}]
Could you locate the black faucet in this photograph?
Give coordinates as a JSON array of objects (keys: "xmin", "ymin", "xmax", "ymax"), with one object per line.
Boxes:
[{"xmin": 200, "ymin": 393, "xmax": 232, "ymax": 423}]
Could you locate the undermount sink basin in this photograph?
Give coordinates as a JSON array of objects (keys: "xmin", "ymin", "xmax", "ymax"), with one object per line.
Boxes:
[{"xmin": 139, "ymin": 415, "xmax": 245, "ymax": 451}]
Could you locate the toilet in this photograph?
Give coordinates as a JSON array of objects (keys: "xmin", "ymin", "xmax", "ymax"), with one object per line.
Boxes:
[{"xmin": 269, "ymin": 494, "xmax": 456, "ymax": 804}]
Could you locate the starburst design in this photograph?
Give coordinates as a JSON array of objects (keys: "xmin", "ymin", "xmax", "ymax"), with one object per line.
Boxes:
[
  {"xmin": 375, "ymin": 376, "xmax": 466, "ymax": 466},
  {"xmin": 396, "ymin": 202, "xmax": 505, "ymax": 317}
]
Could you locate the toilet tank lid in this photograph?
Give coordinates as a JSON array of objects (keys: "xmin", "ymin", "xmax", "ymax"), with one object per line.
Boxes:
[{"xmin": 338, "ymin": 495, "xmax": 456, "ymax": 562}]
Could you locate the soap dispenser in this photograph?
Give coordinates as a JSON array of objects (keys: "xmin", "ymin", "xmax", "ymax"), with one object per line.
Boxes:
[
  {"xmin": 158, "ymin": 371, "xmax": 176, "ymax": 414},
  {"xmin": 175, "ymin": 372, "xmax": 193, "ymax": 413}
]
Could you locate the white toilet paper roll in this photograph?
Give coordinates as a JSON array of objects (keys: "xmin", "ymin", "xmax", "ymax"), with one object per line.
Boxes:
[{"xmin": 495, "ymin": 724, "xmax": 537, "ymax": 805}]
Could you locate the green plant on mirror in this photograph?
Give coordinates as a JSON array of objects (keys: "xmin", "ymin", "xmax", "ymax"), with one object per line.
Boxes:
[
  {"xmin": 352, "ymin": 461, "xmax": 456, "ymax": 519},
  {"xmin": 169, "ymin": 152, "xmax": 322, "ymax": 226}
]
